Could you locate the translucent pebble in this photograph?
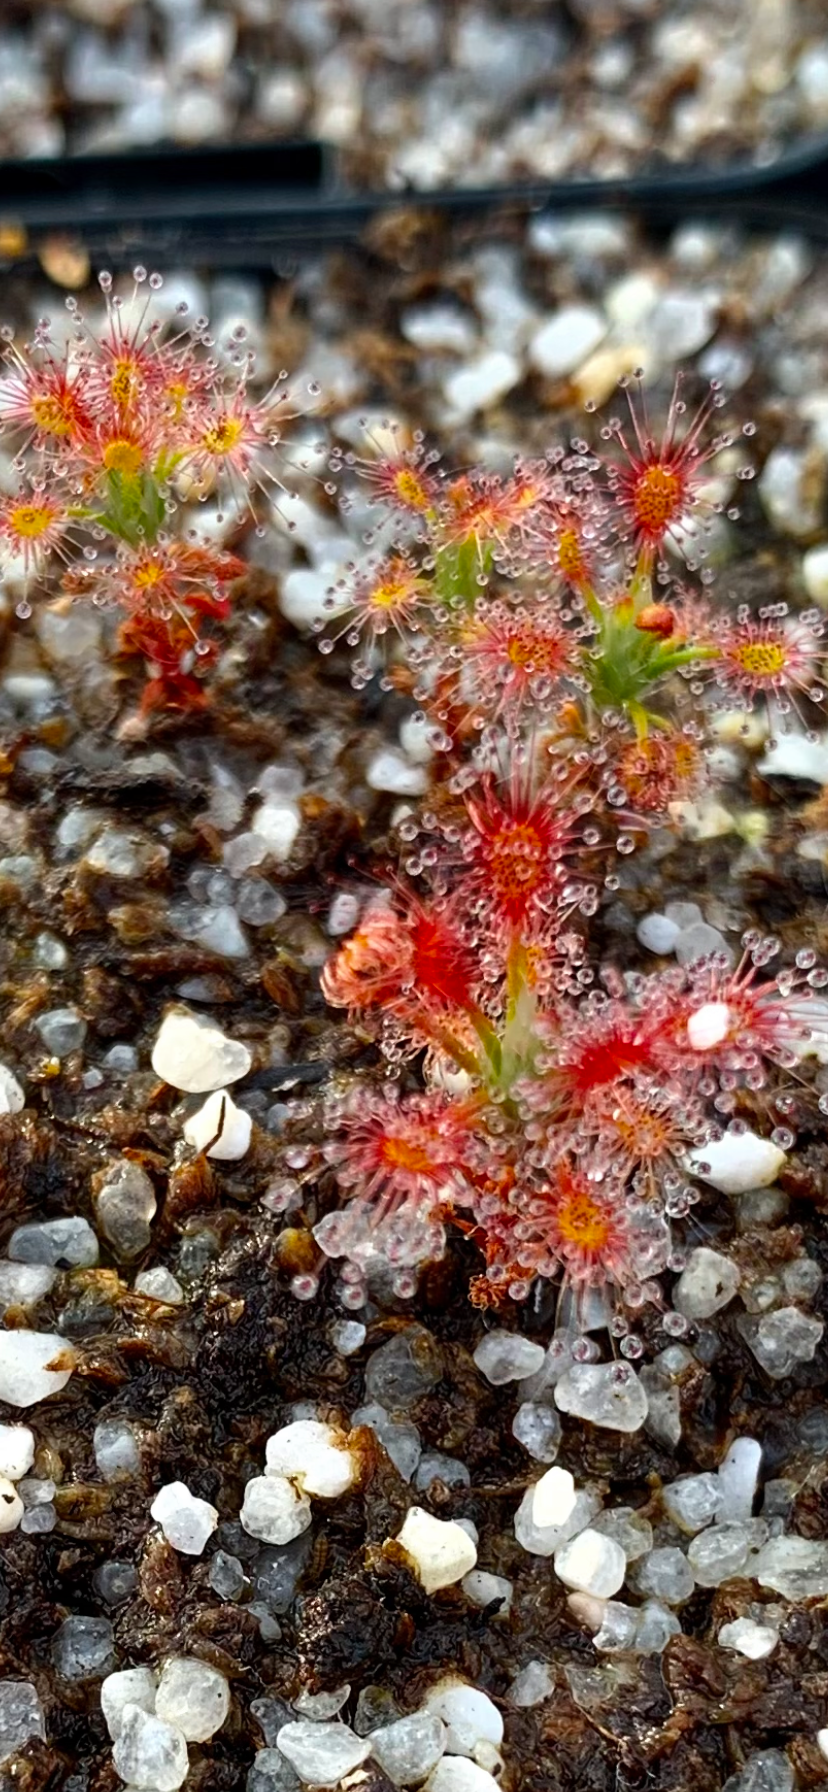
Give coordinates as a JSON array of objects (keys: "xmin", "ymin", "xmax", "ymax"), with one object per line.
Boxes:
[
  {"xmin": 460, "ymin": 1571, "xmax": 512, "ymax": 1614},
  {"xmin": 396, "ymin": 1508, "xmax": 477, "ymax": 1593},
  {"xmin": 582, "ymin": 1597, "xmax": 639, "ymax": 1653},
  {"xmin": 34, "ymin": 1007, "xmax": 87, "ymax": 1055},
  {"xmin": 235, "ymin": 881, "xmax": 288, "ymax": 926},
  {"xmin": 687, "ymin": 1523, "xmax": 751, "ymax": 1587},
  {"xmin": 151, "ymin": 1008, "xmax": 252, "ymax": 1094},
  {"xmin": 754, "ymin": 1535, "xmax": 828, "ymax": 1599},
  {"xmin": 0, "ymin": 1331, "xmax": 76, "ymax": 1406},
  {"xmin": 94, "ymin": 1418, "xmax": 141, "ymax": 1482},
  {"xmin": 0, "ymin": 1424, "xmax": 34, "ymax": 1481},
  {"xmin": 0, "ymin": 1681, "xmax": 46, "ymax": 1763},
  {"xmin": 265, "ymin": 1419, "xmax": 355, "ymax": 1498},
  {"xmin": 101, "ymin": 1666, "xmax": 158, "ymax": 1740},
  {"xmin": 674, "ymin": 922, "xmax": 732, "ymax": 967},
  {"xmin": 424, "ymin": 1684, "xmax": 502, "ymax": 1755},
  {"xmin": 554, "ymin": 1529, "xmax": 626, "ymax": 1598},
  {"xmin": 85, "ymin": 828, "xmax": 169, "ymax": 880},
  {"xmin": 168, "ymin": 901, "xmax": 249, "ymax": 959},
  {"xmin": 276, "ymin": 1721, "xmax": 371, "ymax": 1785},
  {"xmin": 352, "ymin": 1404, "xmax": 422, "ymax": 1482},
  {"xmin": 738, "ymin": 1307, "xmax": 824, "ymax": 1379},
  {"xmin": 781, "ymin": 1256, "xmax": 822, "ymax": 1300},
  {"xmin": 364, "ymin": 1327, "xmax": 442, "ymax": 1408},
  {"xmin": 674, "ymin": 1247, "xmax": 741, "ymax": 1319},
  {"xmin": 511, "ymin": 1402, "xmax": 561, "ymax": 1463},
  {"xmin": 662, "ymin": 1473, "xmax": 722, "ymax": 1533},
  {"xmin": 414, "ymin": 1453, "xmax": 470, "ymax": 1493},
  {"xmin": 0, "ymin": 1261, "xmax": 57, "ymax": 1313},
  {"xmin": 514, "ymin": 1485, "xmax": 599, "ymax": 1558},
  {"xmin": 718, "ymin": 1617, "xmax": 778, "ymax": 1659},
  {"xmin": 209, "ymin": 1550, "xmax": 246, "ymax": 1600},
  {"xmin": 95, "ymin": 1161, "xmax": 157, "ymax": 1260},
  {"xmin": 635, "ymin": 1546, "xmax": 695, "ymax": 1605},
  {"xmin": 155, "ymin": 1656, "xmax": 231, "ymax": 1741},
  {"xmin": 507, "ymin": 1661, "xmax": 554, "ymax": 1706},
  {"xmin": 135, "ymin": 1267, "xmax": 185, "ymax": 1304},
  {"xmin": 20, "ymin": 1501, "xmax": 56, "ymax": 1534},
  {"xmin": 366, "ymin": 749, "xmax": 429, "ymax": 798},
  {"xmin": 722, "ymin": 1749, "xmax": 794, "ymax": 1792},
  {"xmin": 241, "ymin": 1474, "xmax": 312, "ymax": 1545},
  {"xmin": 554, "ymin": 1363, "xmax": 648, "ymax": 1432},
  {"xmin": 0, "ymin": 1477, "xmax": 22, "ymax": 1532},
  {"xmin": 184, "ymin": 1088, "xmax": 253, "ymax": 1161},
  {"xmin": 591, "ymin": 1507, "xmax": 653, "ymax": 1562},
  {"xmin": 94, "ymin": 1561, "xmax": 138, "ymax": 1606},
  {"xmin": 248, "ymin": 1746, "xmax": 301, "ymax": 1792},
  {"xmin": 9, "ymin": 1216, "xmax": 98, "ymax": 1269},
  {"xmin": 252, "ymin": 1533, "xmax": 312, "ymax": 1613},
  {"xmin": 51, "ymin": 1616, "xmax": 116, "ymax": 1680},
  {"xmin": 472, "ymin": 1332, "xmax": 545, "ymax": 1385},
  {"xmin": 331, "ymin": 1320, "xmax": 366, "ymax": 1356},
  {"xmin": 370, "ymin": 1712, "xmax": 446, "ymax": 1783},
  {"xmin": 634, "ymin": 1601, "xmax": 682, "ymax": 1654},
  {"xmin": 293, "ymin": 1688, "xmax": 350, "ymax": 1721},
  {"xmin": 151, "ymin": 1481, "xmax": 218, "ymax": 1555},
  {"xmin": 112, "ymin": 1703, "xmax": 190, "ymax": 1791}
]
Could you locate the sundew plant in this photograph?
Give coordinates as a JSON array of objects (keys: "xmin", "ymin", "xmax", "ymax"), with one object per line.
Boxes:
[
  {"xmin": 0, "ymin": 267, "xmax": 295, "ymax": 716},
  {"xmin": 300, "ymin": 376, "xmax": 828, "ymax": 1339}
]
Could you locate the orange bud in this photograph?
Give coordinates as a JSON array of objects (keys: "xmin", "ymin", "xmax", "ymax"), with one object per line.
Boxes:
[{"xmin": 635, "ymin": 603, "xmax": 676, "ymax": 638}]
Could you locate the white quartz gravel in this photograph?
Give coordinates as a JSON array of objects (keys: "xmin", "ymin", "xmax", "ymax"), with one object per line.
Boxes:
[
  {"xmin": 396, "ymin": 1508, "xmax": 478, "ymax": 1593},
  {"xmin": 151, "ymin": 1009, "xmax": 252, "ymax": 1093}
]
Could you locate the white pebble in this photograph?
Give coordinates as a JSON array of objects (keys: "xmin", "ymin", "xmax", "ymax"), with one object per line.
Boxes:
[
  {"xmin": 251, "ymin": 800, "xmax": 301, "ymax": 863},
  {"xmin": 473, "ymin": 1332, "xmax": 546, "ymax": 1385},
  {"xmin": 717, "ymin": 1618, "xmax": 778, "ymax": 1659},
  {"xmin": 424, "ymin": 1684, "xmax": 503, "ymax": 1756},
  {"xmin": 155, "ymin": 1657, "xmax": 230, "ymax": 1742},
  {"xmin": 150, "ymin": 1481, "xmax": 218, "ymax": 1555},
  {"xmin": 396, "ymin": 1507, "xmax": 477, "ymax": 1594},
  {"xmin": 531, "ymin": 1466, "xmax": 577, "ymax": 1530},
  {"xmin": 686, "ymin": 1130, "xmax": 786, "ymax": 1195},
  {"xmin": 529, "ymin": 305, "xmax": 606, "ymax": 378},
  {"xmin": 686, "ymin": 1002, "xmax": 731, "ymax": 1051},
  {"xmin": 460, "ymin": 1571, "xmax": 512, "ymax": 1613},
  {"xmin": 636, "ymin": 913, "xmax": 680, "ymax": 955},
  {"xmin": 554, "ymin": 1529, "xmax": 627, "ymax": 1598},
  {"xmin": 426, "ymin": 1757, "xmax": 500, "ymax": 1792},
  {"xmin": 366, "ymin": 749, "xmax": 429, "ymax": 798},
  {"xmin": 0, "ymin": 1064, "xmax": 24, "ymax": 1114},
  {"xmin": 803, "ymin": 544, "xmax": 828, "ymax": 606},
  {"xmin": 151, "ymin": 1009, "xmax": 252, "ymax": 1094},
  {"xmin": 101, "ymin": 1667, "xmax": 158, "ymax": 1740},
  {"xmin": 241, "ymin": 1473, "xmax": 311, "ymax": 1544},
  {"xmin": 0, "ymin": 1331, "xmax": 76, "ymax": 1406},
  {"xmin": 0, "ymin": 1476, "xmax": 23, "ymax": 1532},
  {"xmin": 758, "ymin": 733, "xmax": 828, "ymax": 784},
  {"xmin": 442, "ymin": 351, "xmax": 522, "ymax": 420},
  {"xmin": 0, "ymin": 1424, "xmax": 34, "ymax": 1480},
  {"xmin": 265, "ymin": 1419, "xmax": 356, "ymax": 1499},
  {"xmin": 183, "ymin": 1088, "xmax": 252, "ymax": 1161},
  {"xmin": 717, "ymin": 1437, "xmax": 762, "ymax": 1522}
]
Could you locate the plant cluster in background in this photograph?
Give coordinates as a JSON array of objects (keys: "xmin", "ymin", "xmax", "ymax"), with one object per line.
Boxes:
[
  {"xmin": 305, "ymin": 377, "xmax": 828, "ymax": 1339},
  {"xmin": 0, "ymin": 267, "xmax": 293, "ymax": 717}
]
